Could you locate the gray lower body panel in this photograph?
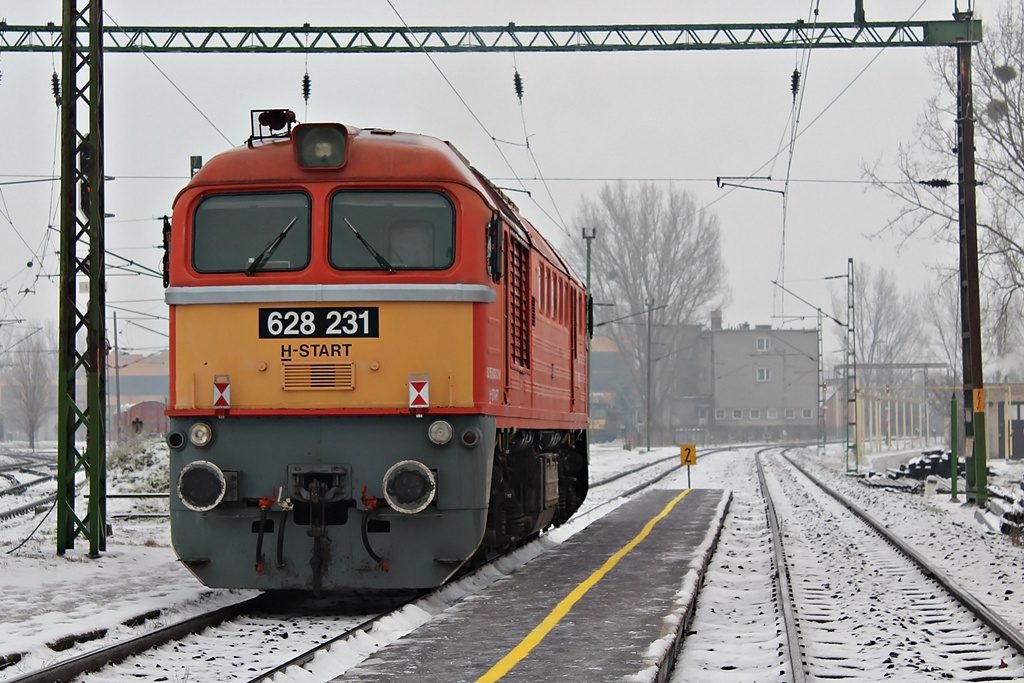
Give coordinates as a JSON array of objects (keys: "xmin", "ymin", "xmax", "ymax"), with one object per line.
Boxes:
[{"xmin": 168, "ymin": 414, "xmax": 495, "ymax": 591}]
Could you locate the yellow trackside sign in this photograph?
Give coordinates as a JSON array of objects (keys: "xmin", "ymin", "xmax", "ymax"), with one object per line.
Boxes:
[{"xmin": 679, "ymin": 444, "xmax": 697, "ymax": 466}]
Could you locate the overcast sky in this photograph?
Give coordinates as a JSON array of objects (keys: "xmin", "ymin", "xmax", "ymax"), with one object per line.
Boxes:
[{"xmin": 0, "ymin": 1, "xmax": 992, "ymax": 359}]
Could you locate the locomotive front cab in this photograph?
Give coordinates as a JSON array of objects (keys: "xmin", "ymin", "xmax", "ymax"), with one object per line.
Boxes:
[{"xmin": 166, "ymin": 114, "xmax": 587, "ymax": 593}]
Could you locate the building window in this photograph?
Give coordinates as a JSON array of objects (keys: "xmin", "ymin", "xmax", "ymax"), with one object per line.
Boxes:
[
  {"xmin": 766, "ymin": 409, "xmax": 778, "ymax": 419},
  {"xmin": 698, "ymin": 407, "xmax": 708, "ymax": 419},
  {"xmin": 802, "ymin": 409, "xmax": 813, "ymax": 419},
  {"xmin": 785, "ymin": 409, "xmax": 795, "ymax": 419},
  {"xmin": 750, "ymin": 409, "xmax": 760, "ymax": 419},
  {"xmin": 756, "ymin": 337, "xmax": 770, "ymax": 351},
  {"xmin": 715, "ymin": 409, "xmax": 725, "ymax": 420},
  {"xmin": 757, "ymin": 368, "xmax": 771, "ymax": 382},
  {"xmin": 733, "ymin": 409, "xmax": 743, "ymax": 419}
]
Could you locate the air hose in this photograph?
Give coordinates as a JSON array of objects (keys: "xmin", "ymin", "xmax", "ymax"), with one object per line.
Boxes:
[
  {"xmin": 360, "ymin": 509, "xmax": 390, "ymax": 572},
  {"xmin": 254, "ymin": 504, "xmax": 269, "ymax": 573},
  {"xmin": 254, "ymin": 490, "xmax": 275, "ymax": 573}
]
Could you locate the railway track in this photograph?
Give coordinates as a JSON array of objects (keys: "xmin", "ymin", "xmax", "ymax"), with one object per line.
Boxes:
[
  {"xmin": 0, "ymin": 494, "xmax": 56, "ymax": 524},
  {"xmin": 676, "ymin": 447, "xmax": 1024, "ymax": 681},
  {"xmin": 0, "ymin": 450, "xmax": 58, "ymax": 523},
  {"xmin": 2, "ymin": 448, "xmax": 680, "ymax": 683}
]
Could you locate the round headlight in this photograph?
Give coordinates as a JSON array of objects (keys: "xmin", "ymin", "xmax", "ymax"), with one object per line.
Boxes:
[
  {"xmin": 382, "ymin": 460, "xmax": 436, "ymax": 514},
  {"xmin": 188, "ymin": 422, "xmax": 213, "ymax": 448},
  {"xmin": 427, "ymin": 420, "xmax": 454, "ymax": 445},
  {"xmin": 178, "ymin": 460, "xmax": 226, "ymax": 512}
]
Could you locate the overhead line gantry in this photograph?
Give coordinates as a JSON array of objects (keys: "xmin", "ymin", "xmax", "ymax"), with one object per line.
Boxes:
[
  {"xmin": 0, "ymin": 7, "xmax": 985, "ymax": 556},
  {"xmin": 1, "ymin": 19, "xmax": 980, "ymax": 53}
]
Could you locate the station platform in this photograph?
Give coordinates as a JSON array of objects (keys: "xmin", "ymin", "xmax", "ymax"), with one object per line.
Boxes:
[{"xmin": 338, "ymin": 487, "xmax": 731, "ymax": 682}]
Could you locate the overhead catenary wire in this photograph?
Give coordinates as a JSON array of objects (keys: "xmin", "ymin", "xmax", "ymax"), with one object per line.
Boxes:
[
  {"xmin": 770, "ymin": 0, "xmax": 929, "ymax": 322},
  {"xmin": 103, "ymin": 10, "xmax": 234, "ymax": 146},
  {"xmin": 697, "ymin": 0, "xmax": 931, "ymax": 325},
  {"xmin": 125, "ymin": 319, "xmax": 169, "ymax": 339},
  {"xmin": 0, "ymin": 11, "xmax": 230, "ymax": 348},
  {"xmin": 772, "ymin": 0, "xmax": 821, "ymax": 324},
  {"xmin": 0, "ymin": 188, "xmax": 38, "ymax": 256},
  {"xmin": 0, "ymin": 4, "xmax": 937, "ymax": 344},
  {"xmin": 107, "ymin": 303, "xmax": 167, "ymax": 321},
  {"xmin": 0, "ymin": 174, "xmax": 938, "ymax": 187},
  {"xmin": 384, "ymin": 0, "xmax": 571, "ymax": 240},
  {"xmin": 0, "ymin": 102, "xmax": 63, "ymax": 325},
  {"xmin": 511, "ymin": 55, "xmax": 569, "ymax": 233}
]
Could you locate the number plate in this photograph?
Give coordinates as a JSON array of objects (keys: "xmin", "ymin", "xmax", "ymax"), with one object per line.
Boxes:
[{"xmin": 258, "ymin": 307, "xmax": 379, "ymax": 339}]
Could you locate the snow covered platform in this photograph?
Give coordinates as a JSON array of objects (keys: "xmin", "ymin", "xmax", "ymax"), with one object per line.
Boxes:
[{"xmin": 337, "ymin": 487, "xmax": 730, "ymax": 682}]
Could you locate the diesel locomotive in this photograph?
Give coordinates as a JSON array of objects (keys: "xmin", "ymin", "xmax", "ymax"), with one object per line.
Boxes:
[{"xmin": 164, "ymin": 110, "xmax": 589, "ymax": 593}]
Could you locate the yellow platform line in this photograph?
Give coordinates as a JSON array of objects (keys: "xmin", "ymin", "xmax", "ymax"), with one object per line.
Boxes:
[{"xmin": 476, "ymin": 488, "xmax": 692, "ymax": 682}]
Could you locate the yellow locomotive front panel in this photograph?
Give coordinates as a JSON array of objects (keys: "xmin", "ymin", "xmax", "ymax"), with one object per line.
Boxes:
[{"xmin": 171, "ymin": 298, "xmax": 475, "ymax": 412}]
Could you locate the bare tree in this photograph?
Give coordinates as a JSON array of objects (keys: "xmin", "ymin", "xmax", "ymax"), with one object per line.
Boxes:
[
  {"xmin": 2, "ymin": 324, "xmax": 56, "ymax": 450},
  {"xmin": 831, "ymin": 263, "xmax": 924, "ymax": 391},
  {"xmin": 865, "ymin": 4, "xmax": 1024, "ymax": 362},
  {"xmin": 569, "ymin": 181, "xmax": 728, "ymax": 442},
  {"xmin": 919, "ymin": 269, "xmax": 961, "ymax": 384}
]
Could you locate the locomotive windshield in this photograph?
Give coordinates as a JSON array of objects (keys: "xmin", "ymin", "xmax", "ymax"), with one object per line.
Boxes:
[
  {"xmin": 329, "ymin": 191, "xmax": 455, "ymax": 270},
  {"xmin": 192, "ymin": 193, "xmax": 311, "ymax": 273}
]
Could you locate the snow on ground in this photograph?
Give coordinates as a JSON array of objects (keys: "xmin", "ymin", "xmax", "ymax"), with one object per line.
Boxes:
[
  {"xmin": 0, "ymin": 438, "xmax": 1022, "ymax": 681},
  {"xmin": 0, "ymin": 439, "xmax": 670, "ymax": 679},
  {"xmin": 0, "ymin": 439, "xmax": 255, "ymax": 678}
]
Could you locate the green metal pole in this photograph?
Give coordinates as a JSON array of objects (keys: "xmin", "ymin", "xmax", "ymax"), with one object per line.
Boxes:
[
  {"xmin": 954, "ymin": 17, "xmax": 987, "ymax": 506},
  {"xmin": 950, "ymin": 393, "xmax": 958, "ymax": 502},
  {"xmin": 56, "ymin": 0, "xmax": 77, "ymax": 554},
  {"xmin": 582, "ymin": 227, "xmax": 594, "ymax": 460},
  {"xmin": 646, "ymin": 298, "xmax": 653, "ymax": 452}
]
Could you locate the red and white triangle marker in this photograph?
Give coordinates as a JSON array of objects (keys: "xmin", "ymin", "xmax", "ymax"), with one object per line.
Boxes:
[
  {"xmin": 409, "ymin": 376, "xmax": 429, "ymax": 408},
  {"xmin": 213, "ymin": 376, "xmax": 231, "ymax": 409}
]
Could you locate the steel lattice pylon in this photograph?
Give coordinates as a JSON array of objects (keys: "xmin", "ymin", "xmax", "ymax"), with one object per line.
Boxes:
[{"xmin": 56, "ymin": 0, "xmax": 107, "ymax": 556}]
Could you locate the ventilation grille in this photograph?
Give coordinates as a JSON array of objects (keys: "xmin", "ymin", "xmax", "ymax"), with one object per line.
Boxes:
[
  {"xmin": 508, "ymin": 237, "xmax": 531, "ymax": 369},
  {"xmin": 283, "ymin": 363, "xmax": 355, "ymax": 391}
]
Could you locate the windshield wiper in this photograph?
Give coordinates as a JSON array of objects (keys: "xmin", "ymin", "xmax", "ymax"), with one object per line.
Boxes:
[
  {"xmin": 343, "ymin": 217, "xmax": 396, "ymax": 273},
  {"xmin": 245, "ymin": 216, "xmax": 298, "ymax": 276}
]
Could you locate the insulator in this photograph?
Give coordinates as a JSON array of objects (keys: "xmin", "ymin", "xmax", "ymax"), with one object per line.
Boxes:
[
  {"xmin": 302, "ymin": 72, "xmax": 311, "ymax": 103},
  {"xmin": 513, "ymin": 70, "xmax": 524, "ymax": 101},
  {"xmin": 52, "ymin": 72, "xmax": 61, "ymax": 107},
  {"xmin": 790, "ymin": 69, "xmax": 800, "ymax": 101}
]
